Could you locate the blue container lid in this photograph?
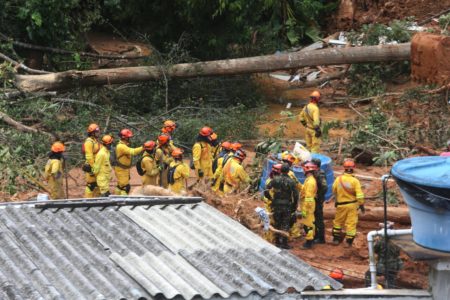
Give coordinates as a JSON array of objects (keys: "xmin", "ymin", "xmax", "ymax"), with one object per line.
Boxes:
[{"xmin": 391, "ymin": 156, "xmax": 450, "ymax": 189}]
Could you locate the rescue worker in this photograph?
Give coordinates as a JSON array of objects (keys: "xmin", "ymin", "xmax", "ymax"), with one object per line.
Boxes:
[
  {"xmin": 299, "ymin": 90, "xmax": 322, "ymax": 153},
  {"xmin": 332, "ymin": 159, "xmax": 365, "ymax": 247},
  {"xmin": 211, "ymin": 141, "xmax": 232, "ymax": 193},
  {"xmin": 222, "ymin": 149, "xmax": 251, "ymax": 194},
  {"xmin": 210, "ymin": 133, "xmax": 221, "ymax": 159},
  {"xmin": 156, "ymin": 134, "xmax": 174, "ymax": 188},
  {"xmin": 281, "ymin": 153, "xmax": 302, "ymax": 240},
  {"xmin": 114, "ymin": 129, "xmax": 143, "ymax": 195},
  {"xmin": 440, "ymin": 140, "xmax": 450, "ymax": 157},
  {"xmin": 83, "ymin": 123, "xmax": 101, "ymax": 198},
  {"xmin": 161, "ymin": 120, "xmax": 176, "ymax": 137},
  {"xmin": 168, "ymin": 148, "xmax": 190, "ymax": 194},
  {"xmin": 364, "ymin": 224, "xmax": 403, "ymax": 288},
  {"xmin": 301, "ymin": 161, "xmax": 318, "ymax": 249},
  {"xmin": 93, "ymin": 135, "xmax": 114, "ymax": 197},
  {"xmin": 265, "ymin": 163, "xmax": 299, "ymax": 249},
  {"xmin": 140, "ymin": 140, "xmax": 159, "ymax": 186},
  {"xmin": 262, "ymin": 163, "xmax": 282, "ymax": 243},
  {"xmin": 312, "ymin": 158, "xmax": 327, "ymax": 244},
  {"xmin": 192, "ymin": 127, "xmax": 214, "ymax": 180},
  {"xmin": 44, "ymin": 142, "xmax": 65, "ymax": 199}
]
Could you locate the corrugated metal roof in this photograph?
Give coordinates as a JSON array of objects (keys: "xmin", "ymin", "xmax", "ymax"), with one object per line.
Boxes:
[{"xmin": 0, "ymin": 198, "xmax": 342, "ymax": 299}]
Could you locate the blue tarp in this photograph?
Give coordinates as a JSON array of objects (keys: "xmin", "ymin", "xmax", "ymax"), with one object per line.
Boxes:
[
  {"xmin": 391, "ymin": 156, "xmax": 450, "ymax": 189},
  {"xmin": 258, "ymin": 153, "xmax": 334, "ymax": 200}
]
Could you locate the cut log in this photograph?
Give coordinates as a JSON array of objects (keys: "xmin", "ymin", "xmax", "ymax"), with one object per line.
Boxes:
[
  {"xmin": 324, "ymin": 206, "xmax": 411, "ymax": 225},
  {"xmin": 15, "ymin": 43, "xmax": 411, "ymax": 92}
]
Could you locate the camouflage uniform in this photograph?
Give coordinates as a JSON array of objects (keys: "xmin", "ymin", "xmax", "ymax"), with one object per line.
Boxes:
[
  {"xmin": 314, "ymin": 169, "xmax": 327, "ymax": 243},
  {"xmin": 266, "ymin": 173, "xmax": 299, "ymax": 249},
  {"xmin": 365, "ymin": 237, "xmax": 403, "ymax": 288}
]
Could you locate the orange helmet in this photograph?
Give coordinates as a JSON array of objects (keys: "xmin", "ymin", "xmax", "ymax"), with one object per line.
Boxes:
[
  {"xmin": 143, "ymin": 140, "xmax": 156, "ymax": 151},
  {"xmin": 303, "ymin": 161, "xmax": 318, "ymax": 173},
  {"xmin": 119, "ymin": 129, "xmax": 133, "ymax": 139},
  {"xmin": 101, "ymin": 135, "xmax": 113, "ymax": 145},
  {"xmin": 199, "ymin": 126, "xmax": 213, "ymax": 137},
  {"xmin": 234, "ymin": 149, "xmax": 247, "ymax": 161},
  {"xmin": 310, "ymin": 90, "xmax": 321, "ymax": 101},
  {"xmin": 163, "ymin": 120, "xmax": 176, "ymax": 128},
  {"xmin": 87, "ymin": 123, "xmax": 100, "ymax": 133},
  {"xmin": 230, "ymin": 142, "xmax": 242, "ymax": 151},
  {"xmin": 343, "ymin": 158, "xmax": 356, "ymax": 169},
  {"xmin": 221, "ymin": 141, "xmax": 232, "ymax": 150},
  {"xmin": 51, "ymin": 142, "xmax": 65, "ymax": 153},
  {"xmin": 283, "ymin": 154, "xmax": 296, "ymax": 164},
  {"xmin": 272, "ymin": 163, "xmax": 282, "ymax": 174},
  {"xmin": 158, "ymin": 134, "xmax": 170, "ymax": 145},
  {"xmin": 329, "ymin": 268, "xmax": 344, "ymax": 281},
  {"xmin": 172, "ymin": 148, "xmax": 183, "ymax": 159}
]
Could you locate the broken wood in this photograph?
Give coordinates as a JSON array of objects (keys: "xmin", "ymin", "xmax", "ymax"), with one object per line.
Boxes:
[
  {"xmin": 0, "ymin": 110, "xmax": 54, "ymax": 138},
  {"xmin": 0, "ymin": 51, "xmax": 50, "ymax": 74},
  {"xmin": 252, "ymin": 223, "xmax": 290, "ymax": 238},
  {"xmin": 324, "ymin": 206, "xmax": 411, "ymax": 225},
  {"xmin": 286, "ymin": 70, "xmax": 347, "ymax": 90},
  {"xmin": 15, "ymin": 43, "xmax": 411, "ymax": 92}
]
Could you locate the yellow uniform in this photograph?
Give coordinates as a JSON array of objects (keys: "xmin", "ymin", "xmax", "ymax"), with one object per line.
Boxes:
[
  {"xmin": 222, "ymin": 158, "xmax": 251, "ymax": 194},
  {"xmin": 212, "ymin": 156, "xmax": 225, "ymax": 193},
  {"xmin": 155, "ymin": 144, "xmax": 174, "ymax": 188},
  {"xmin": 299, "ymin": 102, "xmax": 321, "ymax": 153},
  {"xmin": 141, "ymin": 153, "xmax": 160, "ymax": 186},
  {"xmin": 44, "ymin": 158, "xmax": 64, "ymax": 200},
  {"xmin": 84, "ymin": 136, "xmax": 101, "ymax": 197},
  {"xmin": 287, "ymin": 170, "xmax": 302, "ymax": 239},
  {"xmin": 168, "ymin": 161, "xmax": 190, "ymax": 194},
  {"xmin": 114, "ymin": 141, "xmax": 143, "ymax": 195},
  {"xmin": 192, "ymin": 141, "xmax": 213, "ymax": 179},
  {"xmin": 332, "ymin": 173, "xmax": 364, "ymax": 240},
  {"xmin": 301, "ymin": 175, "xmax": 317, "ymax": 241},
  {"xmin": 93, "ymin": 146, "xmax": 112, "ymax": 195},
  {"xmin": 263, "ymin": 177, "xmax": 275, "ymax": 242}
]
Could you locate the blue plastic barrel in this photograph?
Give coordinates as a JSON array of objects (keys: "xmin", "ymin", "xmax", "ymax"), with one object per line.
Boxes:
[
  {"xmin": 392, "ymin": 156, "xmax": 450, "ymax": 252},
  {"xmin": 258, "ymin": 153, "xmax": 334, "ymax": 200}
]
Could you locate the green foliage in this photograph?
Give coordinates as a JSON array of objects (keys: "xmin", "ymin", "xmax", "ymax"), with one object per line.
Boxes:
[
  {"xmin": 439, "ymin": 13, "xmax": 450, "ymax": 35},
  {"xmin": 347, "ymin": 20, "xmax": 413, "ymax": 96},
  {"xmin": 321, "ymin": 120, "xmax": 342, "ymax": 140}
]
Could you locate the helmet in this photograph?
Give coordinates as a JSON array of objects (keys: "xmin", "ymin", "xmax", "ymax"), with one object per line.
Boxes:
[
  {"xmin": 87, "ymin": 123, "xmax": 100, "ymax": 133},
  {"xmin": 283, "ymin": 154, "xmax": 296, "ymax": 165},
  {"xmin": 221, "ymin": 141, "xmax": 232, "ymax": 150},
  {"xmin": 271, "ymin": 163, "xmax": 282, "ymax": 174},
  {"xmin": 210, "ymin": 133, "xmax": 218, "ymax": 141},
  {"xmin": 143, "ymin": 140, "xmax": 156, "ymax": 151},
  {"xmin": 343, "ymin": 158, "xmax": 356, "ymax": 169},
  {"xmin": 281, "ymin": 163, "xmax": 290, "ymax": 174},
  {"xmin": 163, "ymin": 120, "xmax": 176, "ymax": 128},
  {"xmin": 51, "ymin": 142, "xmax": 65, "ymax": 153},
  {"xmin": 101, "ymin": 135, "xmax": 114, "ymax": 145},
  {"xmin": 234, "ymin": 149, "xmax": 247, "ymax": 161},
  {"xmin": 158, "ymin": 134, "xmax": 170, "ymax": 145},
  {"xmin": 329, "ymin": 268, "xmax": 344, "ymax": 281},
  {"xmin": 303, "ymin": 161, "xmax": 318, "ymax": 173},
  {"xmin": 172, "ymin": 148, "xmax": 183, "ymax": 159},
  {"xmin": 310, "ymin": 90, "xmax": 321, "ymax": 101},
  {"xmin": 119, "ymin": 129, "xmax": 133, "ymax": 139},
  {"xmin": 199, "ymin": 126, "xmax": 213, "ymax": 137},
  {"xmin": 230, "ymin": 142, "xmax": 242, "ymax": 151}
]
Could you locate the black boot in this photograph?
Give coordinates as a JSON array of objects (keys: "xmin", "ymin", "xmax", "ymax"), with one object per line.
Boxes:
[
  {"xmin": 314, "ymin": 236, "xmax": 326, "ymax": 244},
  {"xmin": 332, "ymin": 236, "xmax": 341, "ymax": 245},
  {"xmin": 280, "ymin": 237, "xmax": 291, "ymax": 249},
  {"xmin": 344, "ymin": 238, "xmax": 354, "ymax": 248},
  {"xmin": 301, "ymin": 240, "xmax": 313, "ymax": 249},
  {"xmin": 101, "ymin": 191, "xmax": 111, "ymax": 197}
]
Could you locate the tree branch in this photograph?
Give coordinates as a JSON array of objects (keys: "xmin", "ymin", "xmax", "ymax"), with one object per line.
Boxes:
[
  {"xmin": 0, "ymin": 110, "xmax": 54, "ymax": 138},
  {"xmin": 0, "ymin": 51, "xmax": 50, "ymax": 74}
]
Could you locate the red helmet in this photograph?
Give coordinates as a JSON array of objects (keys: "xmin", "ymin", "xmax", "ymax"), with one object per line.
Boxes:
[
  {"xmin": 343, "ymin": 159, "xmax": 356, "ymax": 169},
  {"xmin": 234, "ymin": 149, "xmax": 247, "ymax": 161},
  {"xmin": 101, "ymin": 135, "xmax": 114, "ymax": 145},
  {"xmin": 158, "ymin": 134, "xmax": 170, "ymax": 145},
  {"xmin": 143, "ymin": 140, "xmax": 156, "ymax": 151},
  {"xmin": 119, "ymin": 129, "xmax": 133, "ymax": 139},
  {"xmin": 230, "ymin": 142, "xmax": 242, "ymax": 151},
  {"xmin": 199, "ymin": 126, "xmax": 213, "ymax": 137},
  {"xmin": 221, "ymin": 141, "xmax": 232, "ymax": 150},
  {"xmin": 303, "ymin": 161, "xmax": 318, "ymax": 173},
  {"xmin": 51, "ymin": 142, "xmax": 65, "ymax": 153},
  {"xmin": 87, "ymin": 123, "xmax": 100, "ymax": 133},
  {"xmin": 172, "ymin": 148, "xmax": 183, "ymax": 159},
  {"xmin": 329, "ymin": 268, "xmax": 344, "ymax": 280},
  {"xmin": 272, "ymin": 164, "xmax": 282, "ymax": 174}
]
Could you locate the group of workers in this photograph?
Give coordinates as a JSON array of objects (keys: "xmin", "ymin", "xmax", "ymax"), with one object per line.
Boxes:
[{"xmin": 43, "ymin": 120, "xmax": 252, "ymax": 199}]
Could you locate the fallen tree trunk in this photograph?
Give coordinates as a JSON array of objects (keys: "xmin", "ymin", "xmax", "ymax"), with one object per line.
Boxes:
[
  {"xmin": 15, "ymin": 43, "xmax": 411, "ymax": 92},
  {"xmin": 324, "ymin": 206, "xmax": 411, "ymax": 225}
]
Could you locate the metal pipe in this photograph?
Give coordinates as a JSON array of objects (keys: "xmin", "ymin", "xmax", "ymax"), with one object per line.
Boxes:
[
  {"xmin": 382, "ymin": 174, "xmax": 391, "ymax": 287},
  {"xmin": 367, "ymin": 228, "xmax": 412, "ymax": 289}
]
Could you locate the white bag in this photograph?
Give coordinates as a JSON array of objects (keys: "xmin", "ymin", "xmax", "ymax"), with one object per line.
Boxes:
[{"xmin": 293, "ymin": 142, "xmax": 311, "ymax": 163}]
